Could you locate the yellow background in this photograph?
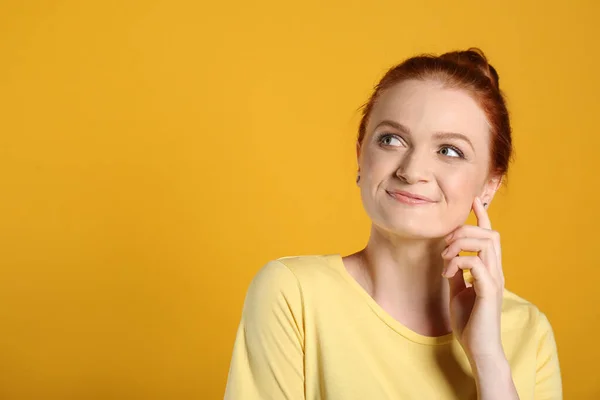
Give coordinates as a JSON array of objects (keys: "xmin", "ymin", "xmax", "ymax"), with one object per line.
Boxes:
[{"xmin": 1, "ymin": 1, "xmax": 598, "ymax": 398}]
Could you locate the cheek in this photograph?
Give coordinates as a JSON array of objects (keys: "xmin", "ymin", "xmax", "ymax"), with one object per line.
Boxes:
[
  {"xmin": 437, "ymin": 177, "xmax": 476, "ymax": 228},
  {"xmin": 361, "ymin": 152, "xmax": 397, "ymax": 184},
  {"xmin": 439, "ymin": 171, "xmax": 478, "ymax": 206}
]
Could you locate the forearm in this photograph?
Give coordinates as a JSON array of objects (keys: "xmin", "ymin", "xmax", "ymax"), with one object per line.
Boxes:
[{"xmin": 470, "ymin": 354, "xmax": 520, "ymax": 400}]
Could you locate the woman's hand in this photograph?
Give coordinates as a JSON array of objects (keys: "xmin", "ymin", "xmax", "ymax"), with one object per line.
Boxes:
[
  {"xmin": 441, "ymin": 196, "xmax": 505, "ymax": 361},
  {"xmin": 441, "ymin": 196, "xmax": 519, "ymax": 399}
]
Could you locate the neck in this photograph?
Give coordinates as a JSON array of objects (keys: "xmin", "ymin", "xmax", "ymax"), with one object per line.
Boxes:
[{"xmin": 349, "ymin": 224, "xmax": 452, "ymax": 336}]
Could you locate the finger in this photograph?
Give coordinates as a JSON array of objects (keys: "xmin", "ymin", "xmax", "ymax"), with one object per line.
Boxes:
[
  {"xmin": 473, "ymin": 196, "xmax": 492, "ymax": 230},
  {"xmin": 444, "ymin": 224, "xmax": 492, "ymax": 243},
  {"xmin": 443, "ymin": 257, "xmax": 465, "ymax": 292},
  {"xmin": 443, "ymin": 256, "xmax": 498, "ymax": 299},
  {"xmin": 447, "ymin": 266, "xmax": 467, "ymax": 297},
  {"xmin": 442, "ymin": 237, "xmax": 499, "ymax": 283},
  {"xmin": 444, "ymin": 225, "xmax": 503, "ymax": 271}
]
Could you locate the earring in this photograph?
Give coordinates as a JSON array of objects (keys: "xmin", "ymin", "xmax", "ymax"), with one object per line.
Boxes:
[{"xmin": 483, "ymin": 202, "xmax": 488, "ymax": 208}]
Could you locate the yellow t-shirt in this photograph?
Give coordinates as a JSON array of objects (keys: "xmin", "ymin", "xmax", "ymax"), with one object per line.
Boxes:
[{"xmin": 224, "ymin": 254, "xmax": 562, "ymax": 399}]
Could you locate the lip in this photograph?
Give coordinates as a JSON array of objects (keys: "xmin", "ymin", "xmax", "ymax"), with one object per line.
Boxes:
[{"xmin": 386, "ymin": 190, "xmax": 436, "ymax": 205}]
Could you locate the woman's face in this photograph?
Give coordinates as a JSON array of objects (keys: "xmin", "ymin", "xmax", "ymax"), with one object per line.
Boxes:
[{"xmin": 357, "ymin": 79, "xmax": 501, "ymax": 239}]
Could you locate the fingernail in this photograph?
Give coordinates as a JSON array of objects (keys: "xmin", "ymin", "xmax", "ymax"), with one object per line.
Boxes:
[
  {"xmin": 442, "ymin": 247, "xmax": 449, "ymax": 256},
  {"xmin": 445, "ymin": 233, "xmax": 453, "ymax": 242}
]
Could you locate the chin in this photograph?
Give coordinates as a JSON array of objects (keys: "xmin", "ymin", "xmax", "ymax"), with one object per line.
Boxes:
[
  {"xmin": 377, "ymin": 214, "xmax": 443, "ymax": 239},
  {"xmin": 390, "ymin": 225, "xmax": 439, "ymax": 239}
]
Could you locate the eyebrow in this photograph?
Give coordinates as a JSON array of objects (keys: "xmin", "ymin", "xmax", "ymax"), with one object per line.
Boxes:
[{"xmin": 375, "ymin": 119, "xmax": 475, "ymax": 152}]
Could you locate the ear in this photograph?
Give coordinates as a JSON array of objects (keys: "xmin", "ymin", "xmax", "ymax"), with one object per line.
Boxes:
[
  {"xmin": 480, "ymin": 174, "xmax": 503, "ymax": 206},
  {"xmin": 356, "ymin": 141, "xmax": 361, "ymax": 161}
]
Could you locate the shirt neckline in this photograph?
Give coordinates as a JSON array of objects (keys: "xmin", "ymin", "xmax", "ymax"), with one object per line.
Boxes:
[{"xmin": 324, "ymin": 253, "xmax": 455, "ymax": 346}]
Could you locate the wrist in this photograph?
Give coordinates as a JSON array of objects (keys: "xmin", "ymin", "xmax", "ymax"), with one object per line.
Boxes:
[
  {"xmin": 470, "ymin": 352, "xmax": 510, "ymax": 377},
  {"xmin": 466, "ymin": 342, "xmax": 505, "ymax": 367},
  {"xmin": 470, "ymin": 353, "xmax": 515, "ymax": 397}
]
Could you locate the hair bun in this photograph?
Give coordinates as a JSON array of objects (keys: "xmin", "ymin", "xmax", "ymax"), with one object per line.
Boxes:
[{"xmin": 440, "ymin": 47, "xmax": 500, "ymax": 90}]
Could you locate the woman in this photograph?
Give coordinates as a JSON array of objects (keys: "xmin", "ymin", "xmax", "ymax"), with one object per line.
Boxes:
[{"xmin": 224, "ymin": 48, "xmax": 562, "ymax": 399}]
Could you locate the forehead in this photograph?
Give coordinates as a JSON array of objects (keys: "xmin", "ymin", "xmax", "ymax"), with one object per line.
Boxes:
[{"xmin": 368, "ymin": 79, "xmax": 490, "ymax": 140}]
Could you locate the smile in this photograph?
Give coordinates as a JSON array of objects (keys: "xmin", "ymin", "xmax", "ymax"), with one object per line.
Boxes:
[{"xmin": 386, "ymin": 190, "xmax": 436, "ymax": 205}]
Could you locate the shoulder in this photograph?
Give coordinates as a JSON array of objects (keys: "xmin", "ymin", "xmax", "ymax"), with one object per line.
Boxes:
[
  {"xmin": 239, "ymin": 259, "xmax": 305, "ymax": 336},
  {"xmin": 244, "ymin": 254, "xmax": 334, "ymax": 305},
  {"xmin": 249, "ymin": 254, "xmax": 333, "ymax": 287},
  {"xmin": 240, "ymin": 254, "xmax": 339, "ymax": 337},
  {"xmin": 275, "ymin": 254, "xmax": 337, "ymax": 274},
  {"xmin": 502, "ymin": 290, "xmax": 562, "ymax": 394},
  {"xmin": 501, "ymin": 288, "xmax": 556, "ymax": 337},
  {"xmin": 244, "ymin": 254, "xmax": 341, "ymax": 307},
  {"xmin": 243, "ymin": 259, "xmax": 301, "ymax": 310},
  {"xmin": 501, "ymin": 288, "xmax": 539, "ymax": 319}
]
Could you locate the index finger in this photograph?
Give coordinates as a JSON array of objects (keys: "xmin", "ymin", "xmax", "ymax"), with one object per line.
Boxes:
[{"xmin": 473, "ymin": 196, "xmax": 492, "ymax": 230}]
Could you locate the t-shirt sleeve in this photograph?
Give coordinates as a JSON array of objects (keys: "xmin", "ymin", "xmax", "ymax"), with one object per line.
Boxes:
[
  {"xmin": 224, "ymin": 260, "xmax": 305, "ymax": 400},
  {"xmin": 534, "ymin": 312, "xmax": 563, "ymax": 399}
]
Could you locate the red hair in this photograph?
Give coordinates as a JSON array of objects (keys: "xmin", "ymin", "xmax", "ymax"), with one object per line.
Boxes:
[{"xmin": 357, "ymin": 48, "xmax": 513, "ymax": 179}]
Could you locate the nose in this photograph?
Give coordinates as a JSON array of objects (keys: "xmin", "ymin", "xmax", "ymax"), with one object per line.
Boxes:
[{"xmin": 395, "ymin": 147, "xmax": 431, "ymax": 184}]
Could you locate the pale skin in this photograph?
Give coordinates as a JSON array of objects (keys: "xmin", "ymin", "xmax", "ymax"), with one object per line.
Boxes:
[{"xmin": 343, "ymin": 79, "xmax": 519, "ymax": 399}]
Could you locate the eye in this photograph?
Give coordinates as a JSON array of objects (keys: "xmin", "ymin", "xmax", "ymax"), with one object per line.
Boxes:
[
  {"xmin": 439, "ymin": 145, "xmax": 465, "ymax": 159},
  {"xmin": 378, "ymin": 133, "xmax": 404, "ymax": 147}
]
